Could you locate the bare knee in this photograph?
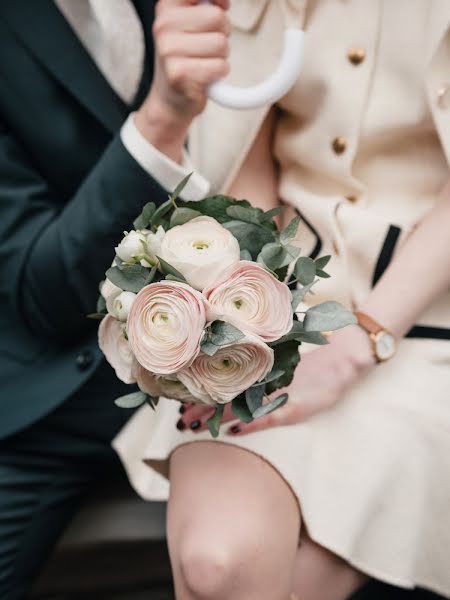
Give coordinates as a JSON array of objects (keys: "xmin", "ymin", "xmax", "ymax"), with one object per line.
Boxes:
[{"xmin": 177, "ymin": 537, "xmax": 237, "ymax": 598}]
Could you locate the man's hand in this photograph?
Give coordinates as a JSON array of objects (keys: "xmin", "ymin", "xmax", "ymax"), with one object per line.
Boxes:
[{"xmin": 135, "ymin": 0, "xmax": 230, "ymax": 162}]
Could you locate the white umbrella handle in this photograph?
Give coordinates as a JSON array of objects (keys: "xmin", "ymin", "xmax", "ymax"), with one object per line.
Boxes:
[{"xmin": 201, "ymin": 2, "xmax": 305, "ymax": 109}]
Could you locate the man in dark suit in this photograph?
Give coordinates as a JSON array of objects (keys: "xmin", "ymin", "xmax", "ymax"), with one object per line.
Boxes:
[{"xmin": 0, "ymin": 0, "xmax": 229, "ymax": 596}]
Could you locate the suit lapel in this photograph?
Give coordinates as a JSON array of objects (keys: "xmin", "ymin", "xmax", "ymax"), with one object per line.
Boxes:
[{"xmin": 1, "ymin": 0, "xmax": 127, "ymax": 133}]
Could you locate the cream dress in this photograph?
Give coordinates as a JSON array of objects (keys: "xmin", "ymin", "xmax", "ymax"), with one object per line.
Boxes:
[{"xmin": 114, "ymin": 0, "xmax": 450, "ymax": 596}]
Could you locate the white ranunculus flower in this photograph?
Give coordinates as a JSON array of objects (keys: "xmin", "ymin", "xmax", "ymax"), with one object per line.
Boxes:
[
  {"xmin": 204, "ymin": 261, "xmax": 293, "ymax": 342},
  {"xmin": 158, "ymin": 216, "xmax": 240, "ymax": 291},
  {"xmin": 101, "ymin": 278, "xmax": 122, "ymax": 315},
  {"xmin": 141, "ymin": 226, "xmax": 166, "ymax": 267},
  {"xmin": 178, "ymin": 335, "xmax": 274, "ymax": 405},
  {"xmin": 127, "ymin": 281, "xmax": 209, "ymax": 374},
  {"xmin": 110, "ymin": 291, "xmax": 137, "ymax": 322},
  {"xmin": 133, "ymin": 363, "xmax": 199, "ymax": 404},
  {"xmin": 115, "ymin": 230, "xmax": 148, "ymax": 263},
  {"xmin": 98, "ymin": 314, "xmax": 136, "ymax": 384}
]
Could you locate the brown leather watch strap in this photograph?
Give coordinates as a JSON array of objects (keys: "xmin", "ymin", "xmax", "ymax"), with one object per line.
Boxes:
[{"xmin": 354, "ymin": 311, "xmax": 384, "ymax": 335}]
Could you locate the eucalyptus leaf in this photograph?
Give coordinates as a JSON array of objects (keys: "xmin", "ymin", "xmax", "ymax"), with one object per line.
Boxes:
[
  {"xmin": 165, "ymin": 274, "xmax": 188, "ymax": 284},
  {"xmin": 157, "ymin": 257, "xmax": 187, "ymax": 282},
  {"xmin": 210, "ymin": 321, "xmax": 245, "ymax": 346},
  {"xmin": 224, "ymin": 221, "xmax": 275, "ymax": 259},
  {"xmin": 291, "ymin": 281, "xmax": 317, "ymax": 307},
  {"xmin": 200, "ymin": 340, "xmax": 220, "ymax": 356},
  {"xmin": 134, "ymin": 202, "xmax": 156, "ymax": 229},
  {"xmin": 226, "ymin": 205, "xmax": 264, "ymax": 225},
  {"xmin": 250, "ymin": 369, "xmax": 286, "ymax": 387},
  {"xmin": 151, "ymin": 200, "xmax": 173, "ymax": 228},
  {"xmin": 169, "ymin": 173, "xmax": 193, "ymax": 204},
  {"xmin": 96, "ymin": 294, "xmax": 107, "ymax": 314},
  {"xmin": 147, "ymin": 396, "xmax": 160, "ymax": 411},
  {"xmin": 315, "ymin": 255, "xmax": 331, "ymax": 270},
  {"xmin": 245, "ymin": 386, "xmax": 265, "ymax": 414},
  {"xmin": 257, "ymin": 243, "xmax": 287, "ymax": 271},
  {"xmin": 240, "ymin": 249, "xmax": 252, "ymax": 261},
  {"xmin": 270, "ymin": 321, "xmax": 304, "ymax": 346},
  {"xmin": 183, "ymin": 196, "xmax": 250, "ymax": 223},
  {"xmin": 295, "ymin": 331, "xmax": 329, "ymax": 345},
  {"xmin": 295, "ymin": 257, "xmax": 317, "ymax": 286},
  {"xmin": 87, "ymin": 312, "xmax": 106, "ymax": 320},
  {"xmin": 261, "ymin": 206, "xmax": 283, "ymax": 222},
  {"xmin": 232, "ymin": 395, "xmax": 254, "ymax": 424},
  {"xmin": 115, "ymin": 391, "xmax": 147, "ymax": 409},
  {"xmin": 316, "ymin": 269, "xmax": 331, "ymax": 278},
  {"xmin": 106, "ymin": 264, "xmax": 151, "ymax": 293},
  {"xmin": 207, "ymin": 404, "xmax": 224, "ymax": 438},
  {"xmin": 280, "ymin": 217, "xmax": 300, "ymax": 244},
  {"xmin": 303, "ymin": 301, "xmax": 357, "ymax": 332},
  {"xmin": 253, "ymin": 393, "xmax": 289, "ymax": 419},
  {"xmin": 170, "ymin": 207, "xmax": 201, "ymax": 228},
  {"xmin": 266, "ymin": 340, "xmax": 301, "ymax": 394}
]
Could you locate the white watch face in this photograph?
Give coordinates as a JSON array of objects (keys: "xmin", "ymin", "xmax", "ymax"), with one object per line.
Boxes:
[{"xmin": 375, "ymin": 332, "xmax": 396, "ymax": 361}]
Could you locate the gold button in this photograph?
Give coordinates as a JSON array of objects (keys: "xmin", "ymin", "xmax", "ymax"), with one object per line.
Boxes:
[
  {"xmin": 332, "ymin": 137, "xmax": 347, "ymax": 155},
  {"xmin": 437, "ymin": 84, "xmax": 450, "ymax": 109},
  {"xmin": 347, "ymin": 47, "xmax": 366, "ymax": 66},
  {"xmin": 346, "ymin": 194, "xmax": 358, "ymax": 203}
]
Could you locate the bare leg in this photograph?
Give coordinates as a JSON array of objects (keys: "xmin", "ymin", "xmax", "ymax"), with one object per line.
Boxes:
[
  {"xmin": 291, "ymin": 534, "xmax": 369, "ymax": 600},
  {"xmin": 167, "ymin": 442, "xmax": 301, "ymax": 600}
]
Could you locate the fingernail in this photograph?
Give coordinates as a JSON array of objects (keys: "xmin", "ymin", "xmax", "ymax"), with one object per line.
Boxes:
[
  {"xmin": 189, "ymin": 420, "xmax": 201, "ymax": 431},
  {"xmin": 230, "ymin": 425, "xmax": 241, "ymax": 434},
  {"xmin": 176, "ymin": 419, "xmax": 186, "ymax": 431},
  {"xmin": 179, "ymin": 405, "xmax": 186, "ymax": 415}
]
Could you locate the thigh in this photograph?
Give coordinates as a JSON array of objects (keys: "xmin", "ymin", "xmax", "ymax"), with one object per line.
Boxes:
[{"xmin": 168, "ymin": 442, "xmax": 301, "ymax": 599}]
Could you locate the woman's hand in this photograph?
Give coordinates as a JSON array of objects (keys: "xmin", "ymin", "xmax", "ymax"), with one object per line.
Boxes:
[
  {"xmin": 176, "ymin": 325, "xmax": 376, "ymax": 435},
  {"xmin": 135, "ymin": 0, "xmax": 230, "ymax": 161}
]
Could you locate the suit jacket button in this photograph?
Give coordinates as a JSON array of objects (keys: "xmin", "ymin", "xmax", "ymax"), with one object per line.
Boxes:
[{"xmin": 76, "ymin": 350, "xmax": 94, "ymax": 371}]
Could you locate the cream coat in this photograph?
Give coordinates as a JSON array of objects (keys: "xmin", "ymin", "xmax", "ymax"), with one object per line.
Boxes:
[{"xmin": 114, "ymin": 1, "xmax": 450, "ymax": 595}]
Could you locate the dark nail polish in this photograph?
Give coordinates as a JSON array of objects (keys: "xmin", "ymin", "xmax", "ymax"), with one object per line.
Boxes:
[
  {"xmin": 179, "ymin": 405, "xmax": 186, "ymax": 415},
  {"xmin": 190, "ymin": 420, "xmax": 201, "ymax": 431},
  {"xmin": 176, "ymin": 419, "xmax": 186, "ymax": 431},
  {"xmin": 230, "ymin": 425, "xmax": 241, "ymax": 434}
]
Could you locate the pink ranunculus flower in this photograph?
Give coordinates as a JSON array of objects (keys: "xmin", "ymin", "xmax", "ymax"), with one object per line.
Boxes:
[
  {"xmin": 98, "ymin": 314, "xmax": 136, "ymax": 384},
  {"xmin": 178, "ymin": 335, "xmax": 274, "ymax": 405},
  {"xmin": 133, "ymin": 363, "xmax": 199, "ymax": 404},
  {"xmin": 158, "ymin": 216, "xmax": 240, "ymax": 291},
  {"xmin": 127, "ymin": 281, "xmax": 209, "ymax": 375},
  {"xmin": 203, "ymin": 261, "xmax": 293, "ymax": 343}
]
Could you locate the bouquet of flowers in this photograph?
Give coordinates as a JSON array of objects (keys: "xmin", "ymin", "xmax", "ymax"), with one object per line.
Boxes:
[{"xmin": 94, "ymin": 175, "xmax": 356, "ymax": 437}]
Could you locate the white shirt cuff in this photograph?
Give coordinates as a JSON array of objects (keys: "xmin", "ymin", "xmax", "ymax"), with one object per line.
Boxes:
[{"xmin": 120, "ymin": 113, "xmax": 210, "ymax": 202}]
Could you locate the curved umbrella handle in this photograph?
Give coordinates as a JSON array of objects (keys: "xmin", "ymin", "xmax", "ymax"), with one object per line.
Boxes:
[{"xmin": 202, "ymin": 2, "xmax": 305, "ymax": 109}]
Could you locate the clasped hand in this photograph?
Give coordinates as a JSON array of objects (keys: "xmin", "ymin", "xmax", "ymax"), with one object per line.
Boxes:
[{"xmin": 177, "ymin": 325, "xmax": 376, "ymax": 435}]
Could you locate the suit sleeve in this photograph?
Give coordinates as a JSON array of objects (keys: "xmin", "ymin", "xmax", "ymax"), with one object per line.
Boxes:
[{"xmin": 0, "ymin": 119, "xmax": 169, "ymax": 342}]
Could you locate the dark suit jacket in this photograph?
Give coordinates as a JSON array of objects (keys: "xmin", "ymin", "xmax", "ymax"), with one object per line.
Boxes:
[{"xmin": 0, "ymin": 0, "xmax": 168, "ymax": 439}]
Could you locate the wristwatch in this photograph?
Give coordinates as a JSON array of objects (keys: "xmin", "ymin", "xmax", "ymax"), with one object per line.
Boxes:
[{"xmin": 354, "ymin": 311, "xmax": 397, "ymax": 363}]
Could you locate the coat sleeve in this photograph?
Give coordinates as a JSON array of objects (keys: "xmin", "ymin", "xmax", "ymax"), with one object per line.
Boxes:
[{"xmin": 0, "ymin": 118, "xmax": 169, "ymax": 342}]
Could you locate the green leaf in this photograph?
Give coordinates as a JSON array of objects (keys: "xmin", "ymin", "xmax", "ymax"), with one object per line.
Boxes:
[
  {"xmin": 183, "ymin": 196, "xmax": 250, "ymax": 224},
  {"xmin": 169, "ymin": 173, "xmax": 193, "ymax": 204},
  {"xmin": 303, "ymin": 301, "xmax": 357, "ymax": 332},
  {"xmin": 270, "ymin": 321, "xmax": 304, "ymax": 346},
  {"xmin": 295, "ymin": 331, "xmax": 329, "ymax": 345},
  {"xmin": 280, "ymin": 217, "xmax": 300, "ymax": 244},
  {"xmin": 240, "ymin": 249, "xmax": 252, "ymax": 261},
  {"xmin": 87, "ymin": 312, "xmax": 106, "ymax": 320},
  {"xmin": 250, "ymin": 369, "xmax": 286, "ymax": 387},
  {"xmin": 257, "ymin": 243, "xmax": 287, "ymax": 271},
  {"xmin": 115, "ymin": 391, "xmax": 147, "ymax": 409},
  {"xmin": 200, "ymin": 340, "xmax": 220, "ymax": 356},
  {"xmin": 295, "ymin": 257, "xmax": 317, "ymax": 286},
  {"xmin": 232, "ymin": 395, "xmax": 254, "ymax": 424},
  {"xmin": 291, "ymin": 281, "xmax": 317, "ymax": 308},
  {"xmin": 96, "ymin": 294, "xmax": 107, "ymax": 314},
  {"xmin": 147, "ymin": 396, "xmax": 160, "ymax": 411},
  {"xmin": 157, "ymin": 257, "xmax": 187, "ymax": 282},
  {"xmin": 316, "ymin": 269, "xmax": 331, "ymax": 278},
  {"xmin": 266, "ymin": 340, "xmax": 301, "ymax": 394},
  {"xmin": 315, "ymin": 255, "xmax": 331, "ymax": 270},
  {"xmin": 151, "ymin": 200, "xmax": 173, "ymax": 228},
  {"xmin": 224, "ymin": 221, "xmax": 275, "ymax": 259},
  {"xmin": 253, "ymin": 393, "xmax": 289, "ymax": 419},
  {"xmin": 245, "ymin": 386, "xmax": 265, "ymax": 414},
  {"xmin": 226, "ymin": 205, "xmax": 264, "ymax": 225},
  {"xmin": 106, "ymin": 264, "xmax": 151, "ymax": 293},
  {"xmin": 170, "ymin": 207, "xmax": 202, "ymax": 228},
  {"xmin": 261, "ymin": 206, "xmax": 283, "ymax": 222},
  {"xmin": 210, "ymin": 321, "xmax": 245, "ymax": 346},
  {"xmin": 207, "ymin": 404, "xmax": 225, "ymax": 438},
  {"xmin": 134, "ymin": 202, "xmax": 156, "ymax": 229}
]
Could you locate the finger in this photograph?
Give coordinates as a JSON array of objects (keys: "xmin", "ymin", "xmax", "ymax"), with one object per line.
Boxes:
[
  {"xmin": 165, "ymin": 57, "xmax": 230, "ymax": 89},
  {"xmin": 178, "ymin": 403, "xmax": 235, "ymax": 433},
  {"xmin": 158, "ymin": 32, "xmax": 230, "ymax": 60},
  {"xmin": 158, "ymin": 0, "xmax": 229, "ymax": 10},
  {"xmin": 155, "ymin": 5, "xmax": 231, "ymax": 36},
  {"xmin": 226, "ymin": 406, "xmax": 291, "ymax": 436}
]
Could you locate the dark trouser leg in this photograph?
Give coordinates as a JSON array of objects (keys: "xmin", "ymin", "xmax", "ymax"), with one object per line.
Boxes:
[{"xmin": 0, "ymin": 362, "xmax": 132, "ymax": 599}]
